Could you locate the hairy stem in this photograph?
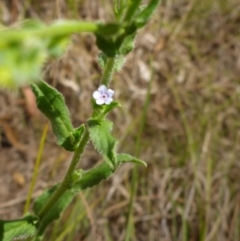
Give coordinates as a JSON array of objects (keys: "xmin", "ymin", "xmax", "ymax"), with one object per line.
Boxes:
[
  {"xmin": 101, "ymin": 57, "xmax": 116, "ymax": 86},
  {"xmin": 38, "ymin": 129, "xmax": 89, "ymax": 221}
]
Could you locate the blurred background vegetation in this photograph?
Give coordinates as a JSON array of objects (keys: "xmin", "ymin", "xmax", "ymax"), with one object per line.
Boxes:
[{"xmin": 0, "ymin": 0, "xmax": 240, "ymax": 240}]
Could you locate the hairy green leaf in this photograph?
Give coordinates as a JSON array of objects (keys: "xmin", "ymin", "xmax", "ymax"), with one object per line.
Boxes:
[
  {"xmin": 96, "ymin": 52, "xmax": 107, "ymax": 70},
  {"xmin": 88, "ymin": 119, "xmax": 118, "ymax": 168},
  {"xmin": 113, "ymin": 55, "xmax": 126, "ymax": 71},
  {"xmin": 119, "ymin": 34, "xmax": 136, "ymax": 55},
  {"xmin": 0, "ymin": 215, "xmax": 37, "ymax": 241},
  {"xmin": 135, "ymin": 0, "xmax": 162, "ymax": 28},
  {"xmin": 100, "ymin": 101, "xmax": 121, "ymax": 118},
  {"xmin": 73, "ymin": 125, "xmax": 85, "ymax": 144},
  {"xmin": 71, "ymin": 162, "xmax": 114, "ymax": 193},
  {"xmin": 116, "ymin": 153, "xmax": 147, "ymax": 166},
  {"xmin": 92, "ymin": 98, "xmax": 120, "ymax": 119},
  {"xmin": 31, "ymin": 80, "xmax": 83, "ymax": 151}
]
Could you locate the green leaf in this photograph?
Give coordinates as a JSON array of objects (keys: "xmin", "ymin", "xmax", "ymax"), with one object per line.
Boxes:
[
  {"xmin": 33, "ymin": 185, "xmax": 75, "ymax": 235},
  {"xmin": 31, "ymin": 80, "xmax": 82, "ymax": 151},
  {"xmin": 124, "ymin": 0, "xmax": 142, "ymax": 22},
  {"xmin": 0, "ymin": 215, "xmax": 37, "ymax": 241},
  {"xmin": 100, "ymin": 101, "xmax": 121, "ymax": 118},
  {"xmin": 113, "ymin": 55, "xmax": 126, "ymax": 71},
  {"xmin": 113, "ymin": 0, "xmax": 128, "ymax": 21},
  {"xmin": 88, "ymin": 119, "xmax": 118, "ymax": 168},
  {"xmin": 96, "ymin": 35, "xmax": 118, "ymax": 57},
  {"xmin": 60, "ymin": 125, "xmax": 85, "ymax": 152},
  {"xmin": 96, "ymin": 52, "xmax": 107, "ymax": 70},
  {"xmin": 73, "ymin": 125, "xmax": 85, "ymax": 143},
  {"xmin": 134, "ymin": 0, "xmax": 162, "ymax": 28},
  {"xmin": 71, "ymin": 162, "xmax": 114, "ymax": 193},
  {"xmin": 91, "ymin": 99, "xmax": 120, "ymax": 119},
  {"xmin": 116, "ymin": 153, "xmax": 147, "ymax": 166},
  {"xmin": 119, "ymin": 34, "xmax": 136, "ymax": 55},
  {"xmin": 71, "ymin": 169, "xmax": 84, "ymax": 184}
]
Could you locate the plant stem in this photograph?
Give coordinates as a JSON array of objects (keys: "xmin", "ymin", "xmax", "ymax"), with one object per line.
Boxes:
[
  {"xmin": 101, "ymin": 58, "xmax": 116, "ymax": 86},
  {"xmin": 38, "ymin": 128, "xmax": 89, "ymax": 221},
  {"xmin": 124, "ymin": 0, "xmax": 142, "ymax": 22},
  {"xmin": 0, "ymin": 21, "xmax": 98, "ymax": 42},
  {"xmin": 36, "ymin": 21, "xmax": 98, "ymax": 37}
]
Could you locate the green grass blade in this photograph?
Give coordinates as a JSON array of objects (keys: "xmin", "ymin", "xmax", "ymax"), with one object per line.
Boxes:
[{"xmin": 23, "ymin": 123, "xmax": 48, "ymax": 214}]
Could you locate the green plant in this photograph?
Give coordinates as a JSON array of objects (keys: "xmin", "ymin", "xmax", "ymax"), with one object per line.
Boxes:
[{"xmin": 0, "ymin": 1, "xmax": 161, "ymax": 240}]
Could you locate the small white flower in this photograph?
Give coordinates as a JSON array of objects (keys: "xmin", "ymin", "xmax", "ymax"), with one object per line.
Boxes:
[{"xmin": 93, "ymin": 85, "xmax": 114, "ymax": 105}]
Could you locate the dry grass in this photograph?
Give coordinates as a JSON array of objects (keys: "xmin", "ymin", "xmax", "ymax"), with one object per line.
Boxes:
[{"xmin": 0, "ymin": 0, "xmax": 240, "ymax": 240}]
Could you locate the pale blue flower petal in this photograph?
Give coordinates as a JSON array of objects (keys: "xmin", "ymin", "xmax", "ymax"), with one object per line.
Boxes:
[
  {"xmin": 96, "ymin": 98, "xmax": 105, "ymax": 105},
  {"xmin": 93, "ymin": 90, "xmax": 100, "ymax": 99},
  {"xmin": 105, "ymin": 98, "xmax": 113, "ymax": 104},
  {"xmin": 107, "ymin": 89, "xmax": 114, "ymax": 97},
  {"xmin": 98, "ymin": 85, "xmax": 107, "ymax": 92},
  {"xmin": 93, "ymin": 85, "xmax": 114, "ymax": 105}
]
